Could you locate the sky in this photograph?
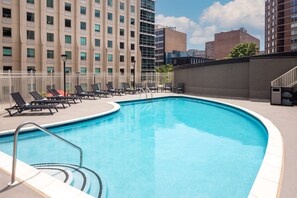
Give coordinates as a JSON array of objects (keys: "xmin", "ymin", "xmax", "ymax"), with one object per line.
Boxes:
[{"xmin": 155, "ymin": 0, "xmax": 265, "ymax": 50}]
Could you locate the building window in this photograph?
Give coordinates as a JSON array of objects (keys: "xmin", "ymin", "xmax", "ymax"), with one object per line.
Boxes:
[
  {"xmin": 120, "ymin": 29, "xmax": 124, "ymax": 36},
  {"xmin": 3, "ymin": 8, "xmax": 11, "ymax": 18},
  {"xmin": 3, "ymin": 66, "xmax": 12, "ymax": 71},
  {"xmin": 27, "ymin": 12, "xmax": 34, "ymax": 22},
  {"xmin": 47, "ymin": 16, "xmax": 54, "ymax": 25},
  {"xmin": 80, "ymin": 67, "xmax": 87, "ymax": 74},
  {"xmin": 108, "ymin": 54, "xmax": 113, "ymax": 62},
  {"xmin": 27, "ymin": 0, "xmax": 34, "ymax": 4},
  {"xmin": 47, "ymin": 0, "xmax": 54, "ymax": 8},
  {"xmin": 108, "ymin": 13, "xmax": 112, "ymax": 20},
  {"xmin": 95, "ymin": 0, "xmax": 100, "ymax": 3},
  {"xmin": 27, "ymin": 48, "xmax": 35, "ymax": 58},
  {"xmin": 80, "ymin": 22, "xmax": 86, "ymax": 30},
  {"xmin": 108, "ymin": 68, "xmax": 113, "ymax": 74},
  {"xmin": 47, "ymin": 67, "xmax": 54, "ymax": 73},
  {"xmin": 130, "ymin": 18, "xmax": 135, "ymax": 25},
  {"xmin": 120, "ymin": 15, "xmax": 124, "ymax": 23},
  {"xmin": 108, "ymin": 27, "xmax": 113, "ymax": 34},
  {"xmin": 65, "ymin": 19, "xmax": 71, "ymax": 27},
  {"xmin": 47, "ymin": 50, "xmax": 54, "ymax": 58},
  {"xmin": 80, "ymin": 37, "xmax": 87, "ymax": 45},
  {"xmin": 108, "ymin": 40, "xmax": 112, "ymax": 48},
  {"xmin": 3, "ymin": 28, "xmax": 12, "ymax": 37},
  {"xmin": 95, "ymin": 39, "xmax": 100, "ymax": 47},
  {"xmin": 95, "ymin": 53, "xmax": 100, "ymax": 61},
  {"xmin": 131, "ymin": 43, "xmax": 135, "ymax": 50},
  {"xmin": 120, "ymin": 42, "xmax": 124, "ymax": 49},
  {"xmin": 120, "ymin": 2, "xmax": 124, "ymax": 10},
  {"xmin": 95, "ymin": 68, "xmax": 100, "ymax": 73},
  {"xmin": 47, "ymin": 33, "xmax": 54, "ymax": 42},
  {"xmin": 3, "ymin": 47, "xmax": 12, "ymax": 56},
  {"xmin": 65, "ymin": 3, "xmax": 71, "ymax": 12},
  {"xmin": 95, "ymin": 24, "xmax": 100, "ymax": 32},
  {"xmin": 108, "ymin": 0, "xmax": 112, "ymax": 7},
  {"xmin": 80, "ymin": 6, "xmax": 86, "ymax": 15},
  {"xmin": 27, "ymin": 66, "xmax": 36, "ymax": 72},
  {"xmin": 120, "ymin": 55, "xmax": 124, "ymax": 62},
  {"xmin": 95, "ymin": 10, "xmax": 100, "ymax": 18},
  {"xmin": 131, "ymin": 31, "xmax": 135, "ymax": 38},
  {"xmin": 65, "ymin": 35, "xmax": 71, "ymax": 44},
  {"xmin": 65, "ymin": 51, "xmax": 72, "ymax": 60},
  {"xmin": 26, "ymin": 30, "xmax": 35, "ymax": 40},
  {"xmin": 131, "ymin": 5, "xmax": 135, "ymax": 13},
  {"xmin": 80, "ymin": 52, "xmax": 87, "ymax": 60}
]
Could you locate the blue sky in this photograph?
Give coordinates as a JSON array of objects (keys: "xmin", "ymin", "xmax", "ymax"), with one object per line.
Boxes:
[{"xmin": 155, "ymin": 0, "xmax": 265, "ymax": 50}]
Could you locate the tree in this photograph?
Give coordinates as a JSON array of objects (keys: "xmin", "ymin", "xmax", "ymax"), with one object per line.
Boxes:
[
  {"xmin": 155, "ymin": 64, "xmax": 173, "ymax": 73},
  {"xmin": 155, "ymin": 64, "xmax": 173, "ymax": 84},
  {"xmin": 227, "ymin": 42, "xmax": 259, "ymax": 58}
]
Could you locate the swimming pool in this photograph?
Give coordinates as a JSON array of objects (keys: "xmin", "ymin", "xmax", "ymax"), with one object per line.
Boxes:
[{"xmin": 0, "ymin": 97, "xmax": 268, "ymax": 197}]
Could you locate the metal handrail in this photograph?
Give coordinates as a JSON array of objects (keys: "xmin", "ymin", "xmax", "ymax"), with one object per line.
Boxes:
[
  {"xmin": 146, "ymin": 87, "xmax": 153, "ymax": 99},
  {"xmin": 9, "ymin": 121, "xmax": 83, "ymax": 185},
  {"xmin": 139, "ymin": 87, "xmax": 148, "ymax": 99},
  {"xmin": 271, "ymin": 65, "xmax": 297, "ymax": 87}
]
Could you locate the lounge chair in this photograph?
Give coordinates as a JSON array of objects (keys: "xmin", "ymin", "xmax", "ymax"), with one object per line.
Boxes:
[
  {"xmin": 106, "ymin": 82, "xmax": 125, "ymax": 96},
  {"xmin": 48, "ymin": 88, "xmax": 82, "ymax": 103},
  {"xmin": 75, "ymin": 85, "xmax": 98, "ymax": 99},
  {"xmin": 173, "ymin": 83, "xmax": 185, "ymax": 93},
  {"xmin": 163, "ymin": 83, "xmax": 173, "ymax": 92},
  {"xmin": 123, "ymin": 83, "xmax": 136, "ymax": 94},
  {"xmin": 147, "ymin": 83, "xmax": 158, "ymax": 92},
  {"xmin": 29, "ymin": 91, "xmax": 70, "ymax": 108},
  {"xmin": 91, "ymin": 84, "xmax": 111, "ymax": 97},
  {"xmin": 5, "ymin": 92, "xmax": 58, "ymax": 116},
  {"xmin": 135, "ymin": 83, "xmax": 143, "ymax": 93}
]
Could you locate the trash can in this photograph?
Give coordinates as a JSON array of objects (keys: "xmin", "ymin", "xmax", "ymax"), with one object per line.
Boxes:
[{"xmin": 271, "ymin": 87, "xmax": 281, "ymax": 105}]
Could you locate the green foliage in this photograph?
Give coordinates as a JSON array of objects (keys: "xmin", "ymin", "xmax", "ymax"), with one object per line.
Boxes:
[
  {"xmin": 227, "ymin": 42, "xmax": 259, "ymax": 58},
  {"xmin": 155, "ymin": 64, "xmax": 173, "ymax": 73}
]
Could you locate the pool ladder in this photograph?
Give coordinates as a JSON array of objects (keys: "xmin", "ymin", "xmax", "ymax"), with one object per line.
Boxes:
[
  {"xmin": 139, "ymin": 87, "xmax": 153, "ymax": 100},
  {"xmin": 8, "ymin": 121, "xmax": 83, "ymax": 186}
]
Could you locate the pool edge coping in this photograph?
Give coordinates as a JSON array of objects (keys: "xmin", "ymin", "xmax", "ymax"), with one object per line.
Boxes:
[{"xmin": 0, "ymin": 95, "xmax": 283, "ymax": 198}]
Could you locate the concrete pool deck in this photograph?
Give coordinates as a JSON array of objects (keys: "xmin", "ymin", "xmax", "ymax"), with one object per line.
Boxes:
[{"xmin": 0, "ymin": 93, "xmax": 296, "ymax": 197}]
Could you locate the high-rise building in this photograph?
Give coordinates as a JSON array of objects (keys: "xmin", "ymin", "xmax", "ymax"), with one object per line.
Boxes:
[
  {"xmin": 140, "ymin": 0, "xmax": 155, "ymax": 73},
  {"xmin": 205, "ymin": 41, "xmax": 215, "ymax": 59},
  {"xmin": 205, "ymin": 28, "xmax": 260, "ymax": 60},
  {"xmin": 265, "ymin": 0, "xmax": 297, "ymax": 53},
  {"xmin": 0, "ymin": 0, "xmax": 141, "ymax": 84},
  {"xmin": 155, "ymin": 26, "xmax": 187, "ymax": 67}
]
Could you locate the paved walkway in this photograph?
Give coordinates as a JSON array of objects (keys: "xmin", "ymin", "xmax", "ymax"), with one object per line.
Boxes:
[{"xmin": 0, "ymin": 93, "xmax": 296, "ymax": 197}]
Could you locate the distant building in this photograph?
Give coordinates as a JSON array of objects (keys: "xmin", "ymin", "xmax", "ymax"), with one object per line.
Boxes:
[
  {"xmin": 205, "ymin": 41, "xmax": 215, "ymax": 59},
  {"xmin": 167, "ymin": 50, "xmax": 211, "ymax": 66},
  {"xmin": 205, "ymin": 28, "xmax": 260, "ymax": 60},
  {"xmin": 187, "ymin": 49, "xmax": 206, "ymax": 58},
  {"xmin": 155, "ymin": 26, "xmax": 187, "ymax": 67},
  {"xmin": 265, "ymin": 0, "xmax": 297, "ymax": 53}
]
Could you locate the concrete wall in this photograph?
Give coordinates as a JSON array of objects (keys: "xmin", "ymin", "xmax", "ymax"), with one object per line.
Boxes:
[{"xmin": 174, "ymin": 54, "xmax": 297, "ymax": 100}]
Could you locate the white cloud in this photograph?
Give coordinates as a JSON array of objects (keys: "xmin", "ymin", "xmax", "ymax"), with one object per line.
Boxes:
[{"xmin": 156, "ymin": 0, "xmax": 265, "ymax": 50}]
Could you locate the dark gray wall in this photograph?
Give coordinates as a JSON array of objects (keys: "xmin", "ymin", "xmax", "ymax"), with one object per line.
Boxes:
[{"xmin": 174, "ymin": 55, "xmax": 297, "ymax": 100}]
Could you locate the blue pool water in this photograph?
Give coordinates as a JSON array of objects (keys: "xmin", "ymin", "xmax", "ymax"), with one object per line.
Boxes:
[{"xmin": 0, "ymin": 97, "xmax": 267, "ymax": 197}]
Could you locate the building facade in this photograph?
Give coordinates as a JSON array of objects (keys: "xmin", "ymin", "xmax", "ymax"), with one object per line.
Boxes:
[
  {"xmin": 140, "ymin": 0, "xmax": 155, "ymax": 73},
  {"xmin": 265, "ymin": 0, "xmax": 297, "ymax": 53},
  {"xmin": 205, "ymin": 41, "xmax": 215, "ymax": 59},
  {"xmin": 205, "ymin": 28, "xmax": 260, "ymax": 60},
  {"xmin": 0, "ymin": 0, "xmax": 141, "ymax": 86},
  {"xmin": 155, "ymin": 26, "xmax": 187, "ymax": 67}
]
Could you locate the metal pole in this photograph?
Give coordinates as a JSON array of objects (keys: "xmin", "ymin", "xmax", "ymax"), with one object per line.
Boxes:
[
  {"xmin": 133, "ymin": 61, "xmax": 136, "ymax": 89},
  {"xmin": 9, "ymin": 70, "xmax": 12, "ymax": 107},
  {"xmin": 63, "ymin": 61, "xmax": 66, "ymax": 96}
]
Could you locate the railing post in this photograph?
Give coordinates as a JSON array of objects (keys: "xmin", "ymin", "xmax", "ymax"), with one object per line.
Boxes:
[
  {"xmin": 30, "ymin": 70, "xmax": 34, "ymax": 91},
  {"xmin": 9, "ymin": 70, "xmax": 12, "ymax": 107}
]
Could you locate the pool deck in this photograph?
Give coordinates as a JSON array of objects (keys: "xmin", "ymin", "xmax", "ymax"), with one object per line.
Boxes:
[{"xmin": 0, "ymin": 92, "xmax": 296, "ymax": 197}]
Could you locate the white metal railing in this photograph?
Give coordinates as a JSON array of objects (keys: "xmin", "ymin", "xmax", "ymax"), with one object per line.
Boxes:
[{"xmin": 271, "ymin": 65, "xmax": 297, "ymax": 87}]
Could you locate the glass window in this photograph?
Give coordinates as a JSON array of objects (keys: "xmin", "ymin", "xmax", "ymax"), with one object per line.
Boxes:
[
  {"xmin": 80, "ymin": 6, "xmax": 86, "ymax": 15},
  {"xmin": 3, "ymin": 28, "xmax": 12, "ymax": 37},
  {"xmin": 95, "ymin": 39, "xmax": 100, "ymax": 47},
  {"xmin": 120, "ymin": 2, "xmax": 124, "ymax": 10},
  {"xmin": 108, "ymin": 40, "xmax": 112, "ymax": 48},
  {"xmin": 95, "ymin": 10, "xmax": 100, "ymax": 18},
  {"xmin": 47, "ymin": 50, "xmax": 54, "ymax": 58},
  {"xmin": 65, "ymin": 35, "xmax": 71, "ymax": 44},
  {"xmin": 108, "ymin": 0, "xmax": 112, "ymax": 6},
  {"xmin": 80, "ymin": 67, "xmax": 87, "ymax": 74},
  {"xmin": 120, "ymin": 29, "xmax": 124, "ymax": 36},
  {"xmin": 120, "ymin": 15, "xmax": 124, "ymax": 23},
  {"xmin": 3, "ymin": 8, "xmax": 11, "ymax": 18},
  {"xmin": 27, "ymin": 48, "xmax": 35, "ymax": 58},
  {"xmin": 80, "ymin": 37, "xmax": 87, "ymax": 45},
  {"xmin": 47, "ymin": 0, "xmax": 54, "ymax": 8},
  {"xmin": 80, "ymin": 52, "xmax": 87, "ymax": 60},
  {"xmin": 65, "ymin": 3, "xmax": 71, "ymax": 11},
  {"xmin": 27, "ymin": 12, "xmax": 34, "ymax": 22},
  {"xmin": 47, "ymin": 16, "xmax": 54, "ymax": 25},
  {"xmin": 65, "ymin": 19, "xmax": 71, "ymax": 27},
  {"xmin": 108, "ymin": 13, "xmax": 112, "ymax": 20},
  {"xmin": 131, "ymin": 5, "xmax": 135, "ymax": 13},
  {"xmin": 47, "ymin": 67, "xmax": 54, "ymax": 73},
  {"xmin": 47, "ymin": 33, "xmax": 54, "ymax": 42},
  {"xmin": 131, "ymin": 18, "xmax": 135, "ymax": 25},
  {"xmin": 65, "ymin": 51, "xmax": 72, "ymax": 60},
  {"xmin": 131, "ymin": 31, "xmax": 135, "ymax": 38},
  {"xmin": 120, "ymin": 42, "xmax": 124, "ymax": 49},
  {"xmin": 95, "ymin": 53, "xmax": 100, "ymax": 61},
  {"xmin": 80, "ymin": 22, "xmax": 86, "ymax": 30},
  {"xmin": 65, "ymin": 67, "xmax": 72, "ymax": 73},
  {"xmin": 120, "ymin": 55, "xmax": 124, "ymax": 62},
  {"xmin": 27, "ymin": 0, "xmax": 34, "ymax": 4},
  {"xmin": 108, "ymin": 54, "xmax": 113, "ymax": 62},
  {"xmin": 131, "ymin": 43, "xmax": 135, "ymax": 50},
  {"xmin": 108, "ymin": 27, "xmax": 113, "ymax": 34},
  {"xmin": 95, "ymin": 0, "xmax": 100, "ymax": 3},
  {"xmin": 95, "ymin": 68, "xmax": 100, "ymax": 73},
  {"xmin": 3, "ymin": 47, "xmax": 12, "ymax": 56},
  {"xmin": 108, "ymin": 68, "xmax": 113, "ymax": 74},
  {"xmin": 95, "ymin": 24, "xmax": 100, "ymax": 32}
]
